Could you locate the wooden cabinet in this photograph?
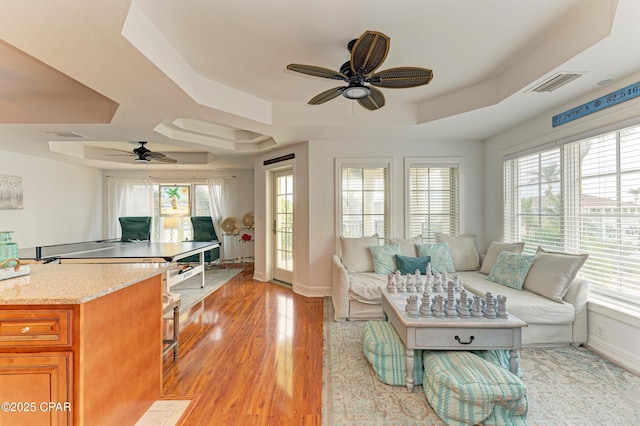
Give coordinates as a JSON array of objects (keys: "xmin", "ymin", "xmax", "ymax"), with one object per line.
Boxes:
[
  {"xmin": 0, "ymin": 308, "xmax": 74, "ymax": 426},
  {"xmin": 0, "ymin": 352, "xmax": 72, "ymax": 426},
  {"xmin": 0, "ymin": 272, "xmax": 162, "ymax": 426}
]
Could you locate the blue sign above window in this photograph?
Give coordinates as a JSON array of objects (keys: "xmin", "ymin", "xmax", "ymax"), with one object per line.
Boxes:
[{"xmin": 552, "ymin": 81, "xmax": 640, "ymax": 127}]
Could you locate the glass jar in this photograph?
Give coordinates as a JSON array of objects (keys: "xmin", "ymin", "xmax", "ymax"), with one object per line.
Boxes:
[{"xmin": 0, "ymin": 231, "xmax": 18, "ymax": 269}]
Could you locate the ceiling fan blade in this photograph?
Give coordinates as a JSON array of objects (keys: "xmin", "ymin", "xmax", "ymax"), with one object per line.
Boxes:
[
  {"xmin": 369, "ymin": 67, "xmax": 433, "ymax": 88},
  {"xmin": 308, "ymin": 87, "xmax": 346, "ymax": 105},
  {"xmin": 286, "ymin": 64, "xmax": 347, "ymax": 81},
  {"xmin": 350, "ymin": 31, "xmax": 390, "ymax": 75},
  {"xmin": 357, "ymin": 87, "xmax": 385, "ymax": 111},
  {"xmin": 151, "ymin": 156, "xmax": 178, "ymax": 164},
  {"xmin": 145, "ymin": 152, "xmax": 167, "ymax": 158}
]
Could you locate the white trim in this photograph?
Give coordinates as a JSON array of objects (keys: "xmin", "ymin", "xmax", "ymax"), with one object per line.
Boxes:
[{"xmin": 587, "ymin": 339, "xmax": 640, "ymax": 377}]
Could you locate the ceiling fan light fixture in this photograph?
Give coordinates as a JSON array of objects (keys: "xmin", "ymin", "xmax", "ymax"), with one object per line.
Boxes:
[
  {"xmin": 135, "ymin": 157, "xmax": 150, "ymax": 163},
  {"xmin": 343, "ymin": 85, "xmax": 370, "ymax": 100}
]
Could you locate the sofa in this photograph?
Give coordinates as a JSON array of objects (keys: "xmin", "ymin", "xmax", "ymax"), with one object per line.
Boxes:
[{"xmin": 331, "ymin": 234, "xmax": 590, "ymax": 348}]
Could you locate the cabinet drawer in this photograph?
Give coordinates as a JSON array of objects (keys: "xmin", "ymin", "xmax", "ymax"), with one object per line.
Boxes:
[
  {"xmin": 414, "ymin": 327, "xmax": 517, "ymax": 349},
  {"xmin": 0, "ymin": 309, "xmax": 73, "ymax": 347}
]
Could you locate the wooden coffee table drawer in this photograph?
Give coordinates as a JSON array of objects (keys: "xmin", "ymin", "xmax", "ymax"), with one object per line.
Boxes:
[
  {"xmin": 414, "ymin": 327, "xmax": 516, "ymax": 349},
  {"xmin": 0, "ymin": 309, "xmax": 73, "ymax": 347}
]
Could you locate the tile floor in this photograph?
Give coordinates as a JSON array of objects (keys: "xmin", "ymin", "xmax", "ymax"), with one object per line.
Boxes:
[{"xmin": 135, "ymin": 399, "xmax": 191, "ymax": 426}]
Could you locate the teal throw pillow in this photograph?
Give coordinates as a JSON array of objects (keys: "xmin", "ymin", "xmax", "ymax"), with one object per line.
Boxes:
[
  {"xmin": 396, "ymin": 255, "xmax": 431, "ymax": 275},
  {"xmin": 486, "ymin": 251, "xmax": 536, "ymax": 290},
  {"xmin": 415, "ymin": 242, "xmax": 456, "ymax": 273},
  {"xmin": 369, "ymin": 244, "xmax": 401, "ymax": 274}
]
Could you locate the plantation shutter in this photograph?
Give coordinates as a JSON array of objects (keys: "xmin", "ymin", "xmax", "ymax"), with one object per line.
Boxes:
[
  {"xmin": 340, "ymin": 164, "xmax": 389, "ymax": 240},
  {"xmin": 408, "ymin": 163, "xmax": 459, "ymax": 242}
]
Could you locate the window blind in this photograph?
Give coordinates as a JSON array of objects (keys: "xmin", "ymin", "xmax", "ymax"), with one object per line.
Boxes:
[
  {"xmin": 503, "ymin": 123, "xmax": 640, "ymax": 305},
  {"xmin": 408, "ymin": 164, "xmax": 459, "ymax": 242},
  {"xmin": 340, "ymin": 165, "xmax": 389, "ymax": 239}
]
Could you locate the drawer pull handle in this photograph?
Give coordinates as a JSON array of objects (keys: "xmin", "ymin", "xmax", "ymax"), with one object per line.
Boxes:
[
  {"xmin": 454, "ymin": 335, "xmax": 474, "ymax": 345},
  {"xmin": 21, "ymin": 326, "xmax": 30, "ymax": 334}
]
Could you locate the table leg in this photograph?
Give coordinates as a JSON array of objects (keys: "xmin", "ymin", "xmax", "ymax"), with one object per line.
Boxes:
[
  {"xmin": 199, "ymin": 251, "xmax": 205, "ymax": 288},
  {"xmin": 406, "ymin": 348, "xmax": 415, "ymax": 392},
  {"xmin": 509, "ymin": 348, "xmax": 520, "ymax": 375}
]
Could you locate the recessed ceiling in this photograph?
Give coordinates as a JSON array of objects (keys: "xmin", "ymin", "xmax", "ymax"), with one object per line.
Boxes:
[{"xmin": 0, "ymin": 0, "xmax": 639, "ymax": 170}]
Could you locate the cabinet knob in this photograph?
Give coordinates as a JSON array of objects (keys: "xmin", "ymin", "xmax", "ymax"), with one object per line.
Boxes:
[{"xmin": 21, "ymin": 326, "xmax": 30, "ymax": 334}]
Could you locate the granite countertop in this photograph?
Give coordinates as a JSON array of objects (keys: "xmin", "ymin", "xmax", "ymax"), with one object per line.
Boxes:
[{"xmin": 0, "ymin": 263, "xmax": 167, "ymax": 305}]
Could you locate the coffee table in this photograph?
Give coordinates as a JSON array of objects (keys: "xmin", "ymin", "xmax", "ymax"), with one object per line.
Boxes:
[{"xmin": 381, "ymin": 290, "xmax": 528, "ymax": 392}]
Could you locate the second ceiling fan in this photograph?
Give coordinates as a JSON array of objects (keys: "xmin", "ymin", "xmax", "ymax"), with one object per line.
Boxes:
[{"xmin": 286, "ymin": 30, "xmax": 433, "ymax": 111}]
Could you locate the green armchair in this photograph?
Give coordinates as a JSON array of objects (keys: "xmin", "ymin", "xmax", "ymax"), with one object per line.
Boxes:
[
  {"xmin": 180, "ymin": 216, "xmax": 220, "ymax": 264},
  {"xmin": 119, "ymin": 216, "xmax": 152, "ymax": 242}
]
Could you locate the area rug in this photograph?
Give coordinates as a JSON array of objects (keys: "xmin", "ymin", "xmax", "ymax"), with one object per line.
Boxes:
[
  {"xmin": 168, "ymin": 268, "xmax": 242, "ymax": 313},
  {"xmin": 322, "ymin": 297, "xmax": 640, "ymax": 425}
]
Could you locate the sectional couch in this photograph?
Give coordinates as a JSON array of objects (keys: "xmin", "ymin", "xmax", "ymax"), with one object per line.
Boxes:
[{"xmin": 331, "ymin": 234, "xmax": 590, "ymax": 348}]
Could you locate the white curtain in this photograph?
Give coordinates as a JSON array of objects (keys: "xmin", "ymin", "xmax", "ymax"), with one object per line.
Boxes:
[
  {"xmin": 207, "ymin": 177, "xmax": 226, "ymax": 256},
  {"xmin": 107, "ymin": 178, "xmax": 155, "ymax": 240}
]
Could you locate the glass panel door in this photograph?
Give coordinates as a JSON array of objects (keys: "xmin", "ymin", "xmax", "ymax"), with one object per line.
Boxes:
[{"xmin": 272, "ymin": 169, "xmax": 293, "ymax": 283}]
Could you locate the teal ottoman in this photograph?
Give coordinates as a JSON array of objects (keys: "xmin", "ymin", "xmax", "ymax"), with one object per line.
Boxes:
[
  {"xmin": 361, "ymin": 321, "xmax": 423, "ymax": 386},
  {"xmin": 423, "ymin": 351, "xmax": 528, "ymax": 426}
]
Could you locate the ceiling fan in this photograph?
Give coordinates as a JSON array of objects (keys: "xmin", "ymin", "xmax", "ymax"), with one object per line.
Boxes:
[
  {"xmin": 108, "ymin": 141, "xmax": 178, "ymax": 164},
  {"xmin": 286, "ymin": 30, "xmax": 433, "ymax": 111}
]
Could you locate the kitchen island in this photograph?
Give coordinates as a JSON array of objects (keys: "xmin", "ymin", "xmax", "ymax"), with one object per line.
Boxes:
[{"xmin": 0, "ymin": 262, "xmax": 167, "ymax": 426}]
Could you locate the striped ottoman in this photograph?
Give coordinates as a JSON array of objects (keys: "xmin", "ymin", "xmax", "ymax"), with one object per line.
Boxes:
[
  {"xmin": 423, "ymin": 351, "xmax": 527, "ymax": 426},
  {"xmin": 361, "ymin": 321, "xmax": 423, "ymax": 386}
]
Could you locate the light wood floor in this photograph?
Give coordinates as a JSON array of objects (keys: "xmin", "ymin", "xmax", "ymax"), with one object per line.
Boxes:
[{"xmin": 162, "ymin": 268, "xmax": 324, "ymax": 425}]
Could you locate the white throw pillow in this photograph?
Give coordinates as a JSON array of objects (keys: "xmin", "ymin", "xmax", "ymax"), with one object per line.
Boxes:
[
  {"xmin": 387, "ymin": 235, "xmax": 422, "ymax": 256},
  {"xmin": 523, "ymin": 247, "xmax": 588, "ymax": 303},
  {"xmin": 339, "ymin": 234, "xmax": 379, "ymax": 273},
  {"xmin": 435, "ymin": 233, "xmax": 480, "ymax": 271},
  {"xmin": 480, "ymin": 241, "xmax": 525, "ymax": 275}
]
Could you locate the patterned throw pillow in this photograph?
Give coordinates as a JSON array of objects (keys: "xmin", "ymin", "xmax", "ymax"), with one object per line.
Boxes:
[
  {"xmin": 396, "ymin": 255, "xmax": 431, "ymax": 275},
  {"xmin": 416, "ymin": 242, "xmax": 456, "ymax": 273},
  {"xmin": 486, "ymin": 251, "xmax": 535, "ymax": 290},
  {"xmin": 369, "ymin": 244, "xmax": 401, "ymax": 274}
]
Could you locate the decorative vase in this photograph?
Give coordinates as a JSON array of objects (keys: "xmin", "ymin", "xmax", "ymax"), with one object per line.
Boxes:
[{"xmin": 0, "ymin": 231, "xmax": 18, "ymax": 268}]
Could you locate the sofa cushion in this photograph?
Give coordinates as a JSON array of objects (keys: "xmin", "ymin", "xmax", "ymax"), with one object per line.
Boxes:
[
  {"xmin": 523, "ymin": 247, "xmax": 589, "ymax": 303},
  {"xmin": 369, "ymin": 244, "xmax": 401, "ymax": 274},
  {"xmin": 339, "ymin": 234, "xmax": 379, "ymax": 273},
  {"xmin": 436, "ymin": 233, "xmax": 480, "ymax": 271},
  {"xmin": 487, "ymin": 252, "xmax": 536, "ymax": 290},
  {"xmin": 458, "ymin": 272, "xmax": 575, "ymax": 325},
  {"xmin": 348, "ymin": 272, "xmax": 388, "ymax": 304},
  {"xmin": 416, "ymin": 242, "xmax": 456, "ymax": 273},
  {"xmin": 396, "ymin": 255, "xmax": 431, "ymax": 275},
  {"xmin": 480, "ymin": 241, "xmax": 525, "ymax": 275},
  {"xmin": 387, "ymin": 235, "xmax": 422, "ymax": 256}
]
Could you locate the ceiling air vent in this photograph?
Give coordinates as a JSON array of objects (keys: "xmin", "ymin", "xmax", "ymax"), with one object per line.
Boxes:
[
  {"xmin": 527, "ymin": 72, "xmax": 584, "ymax": 93},
  {"xmin": 45, "ymin": 131, "xmax": 85, "ymax": 138}
]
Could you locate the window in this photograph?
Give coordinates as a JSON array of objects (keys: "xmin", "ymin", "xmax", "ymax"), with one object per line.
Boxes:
[
  {"xmin": 152, "ymin": 182, "xmax": 217, "ymax": 241},
  {"xmin": 406, "ymin": 159, "xmax": 460, "ymax": 242},
  {"xmin": 337, "ymin": 159, "xmax": 390, "ymax": 240},
  {"xmin": 504, "ymin": 123, "xmax": 640, "ymax": 305}
]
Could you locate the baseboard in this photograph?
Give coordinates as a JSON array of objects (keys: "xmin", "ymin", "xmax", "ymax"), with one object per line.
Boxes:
[
  {"xmin": 587, "ymin": 336, "xmax": 640, "ymax": 376},
  {"xmin": 292, "ymin": 282, "xmax": 329, "ymax": 298}
]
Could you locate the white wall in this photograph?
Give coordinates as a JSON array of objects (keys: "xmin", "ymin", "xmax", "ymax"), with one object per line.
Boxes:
[
  {"xmin": 253, "ymin": 138, "xmax": 484, "ymax": 298},
  {"xmin": 484, "ymin": 70, "xmax": 640, "ymax": 374},
  {"xmin": 0, "ymin": 150, "xmax": 102, "ymax": 248}
]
